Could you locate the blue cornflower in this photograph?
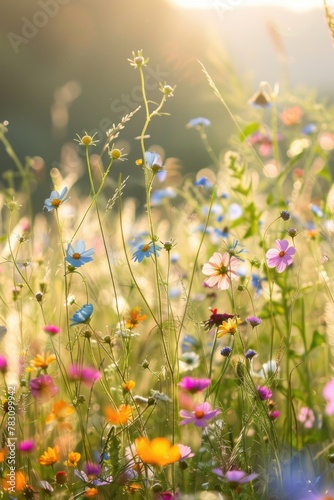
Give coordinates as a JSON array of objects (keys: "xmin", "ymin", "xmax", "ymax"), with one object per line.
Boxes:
[
  {"xmin": 245, "ymin": 349, "xmax": 258, "ymax": 360},
  {"xmin": 186, "ymin": 117, "xmax": 211, "ymax": 128},
  {"xmin": 132, "ymin": 242, "xmax": 162, "ymax": 263},
  {"xmin": 145, "ymin": 151, "xmax": 163, "ymax": 172},
  {"xmin": 310, "ymin": 204, "xmax": 324, "ymax": 218},
  {"xmin": 194, "ymin": 176, "xmax": 212, "ymax": 188},
  {"xmin": 251, "ymin": 273, "xmax": 266, "ymax": 293},
  {"xmin": 65, "ymin": 240, "xmax": 95, "ymax": 268},
  {"xmin": 43, "ymin": 187, "xmax": 69, "ymax": 212},
  {"xmin": 151, "ymin": 187, "xmax": 176, "ymax": 206},
  {"xmin": 228, "ymin": 203, "xmax": 243, "ymax": 221},
  {"xmin": 214, "ymin": 227, "xmax": 229, "ymax": 239},
  {"xmin": 181, "ymin": 335, "xmax": 200, "ymax": 353},
  {"xmin": 301, "ymin": 123, "xmax": 317, "ymax": 135},
  {"xmin": 70, "ymin": 303, "xmax": 93, "ymax": 326},
  {"xmin": 201, "ymin": 203, "xmax": 222, "ymax": 216},
  {"xmin": 228, "ymin": 240, "xmax": 247, "ymax": 262},
  {"xmin": 220, "ymin": 346, "xmax": 232, "ymax": 357}
]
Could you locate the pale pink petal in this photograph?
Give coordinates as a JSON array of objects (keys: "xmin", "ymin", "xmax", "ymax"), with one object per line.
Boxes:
[
  {"xmin": 179, "ymin": 409, "xmax": 192, "ymax": 419},
  {"xmin": 283, "ymin": 255, "xmax": 294, "ymax": 266},
  {"xmin": 215, "ymin": 275, "xmax": 230, "ymax": 290},
  {"xmin": 220, "ymin": 252, "xmax": 230, "ymax": 266},
  {"xmin": 285, "ymin": 246, "xmax": 296, "ymax": 257},
  {"xmin": 229, "ymin": 256, "xmax": 240, "ymax": 271},
  {"xmin": 275, "ymin": 259, "xmax": 287, "ymax": 273},
  {"xmin": 266, "ymin": 256, "xmax": 280, "ymax": 268},
  {"xmin": 202, "ymin": 263, "xmax": 217, "ymax": 276},
  {"xmin": 204, "ymin": 275, "xmax": 222, "ymax": 288},
  {"xmin": 266, "ymin": 249, "xmax": 279, "ymax": 259},
  {"xmin": 197, "ymin": 402, "xmax": 211, "ymax": 412},
  {"xmin": 276, "ymin": 239, "xmax": 289, "ymax": 252},
  {"xmin": 209, "ymin": 252, "xmax": 224, "ymax": 268},
  {"xmin": 323, "ymin": 379, "xmax": 334, "ymax": 399}
]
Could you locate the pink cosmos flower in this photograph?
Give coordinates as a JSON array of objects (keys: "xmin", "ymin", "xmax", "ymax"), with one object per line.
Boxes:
[
  {"xmin": 177, "ymin": 444, "xmax": 194, "ymax": 461},
  {"xmin": 297, "ymin": 407, "xmax": 315, "ymax": 428},
  {"xmin": 178, "ymin": 377, "xmax": 211, "ymax": 394},
  {"xmin": 202, "ymin": 252, "xmax": 239, "ymax": 290},
  {"xmin": 43, "ymin": 325, "xmax": 60, "ymax": 335},
  {"xmin": 213, "ymin": 468, "xmax": 258, "ymax": 486},
  {"xmin": 266, "ymin": 239, "xmax": 296, "ymax": 273},
  {"xmin": 30, "ymin": 374, "xmax": 58, "ymax": 403},
  {"xmin": 68, "ymin": 364, "xmax": 101, "ymax": 386},
  {"xmin": 323, "ymin": 378, "xmax": 334, "ymax": 415},
  {"xmin": 180, "ymin": 402, "xmax": 221, "ymax": 428}
]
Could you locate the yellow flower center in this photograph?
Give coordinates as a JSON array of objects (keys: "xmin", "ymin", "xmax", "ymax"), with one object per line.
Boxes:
[
  {"xmin": 82, "ymin": 135, "xmax": 93, "ymax": 145},
  {"xmin": 51, "ymin": 199, "xmax": 61, "ymax": 207},
  {"xmin": 72, "ymin": 253, "xmax": 81, "ymax": 259},
  {"xmin": 110, "ymin": 148, "xmax": 122, "ymax": 159},
  {"xmin": 218, "ymin": 265, "xmax": 228, "ymax": 275}
]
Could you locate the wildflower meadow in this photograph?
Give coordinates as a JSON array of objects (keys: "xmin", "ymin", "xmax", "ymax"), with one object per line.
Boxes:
[{"xmin": 2, "ymin": 37, "xmax": 334, "ymax": 500}]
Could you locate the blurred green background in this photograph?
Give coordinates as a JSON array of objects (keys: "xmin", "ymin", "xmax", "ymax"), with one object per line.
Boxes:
[{"xmin": 1, "ymin": 0, "xmax": 334, "ymax": 206}]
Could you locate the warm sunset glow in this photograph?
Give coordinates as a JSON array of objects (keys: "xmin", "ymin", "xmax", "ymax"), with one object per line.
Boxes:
[{"xmin": 168, "ymin": 0, "xmax": 320, "ymax": 10}]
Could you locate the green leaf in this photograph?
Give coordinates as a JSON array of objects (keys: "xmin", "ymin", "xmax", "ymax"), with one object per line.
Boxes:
[
  {"xmin": 239, "ymin": 122, "xmax": 259, "ymax": 142},
  {"xmin": 309, "ymin": 330, "xmax": 325, "ymax": 350}
]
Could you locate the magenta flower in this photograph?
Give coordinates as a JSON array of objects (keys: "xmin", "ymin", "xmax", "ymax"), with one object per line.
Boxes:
[
  {"xmin": 180, "ymin": 402, "xmax": 221, "ymax": 428},
  {"xmin": 202, "ymin": 252, "xmax": 239, "ymax": 290},
  {"xmin": 84, "ymin": 461, "xmax": 102, "ymax": 477},
  {"xmin": 323, "ymin": 378, "xmax": 334, "ymax": 415},
  {"xmin": 266, "ymin": 239, "xmax": 296, "ymax": 273},
  {"xmin": 246, "ymin": 316, "xmax": 262, "ymax": 328},
  {"xmin": 178, "ymin": 377, "xmax": 211, "ymax": 394},
  {"xmin": 68, "ymin": 364, "xmax": 101, "ymax": 386},
  {"xmin": 43, "ymin": 324, "xmax": 60, "ymax": 335},
  {"xmin": 156, "ymin": 493, "xmax": 179, "ymax": 500},
  {"xmin": 213, "ymin": 468, "xmax": 258, "ymax": 487},
  {"xmin": 257, "ymin": 385, "xmax": 273, "ymax": 401},
  {"xmin": 269, "ymin": 410, "xmax": 280, "ymax": 420},
  {"xmin": 0, "ymin": 355, "xmax": 7, "ymax": 374},
  {"xmin": 18, "ymin": 440, "xmax": 36, "ymax": 452},
  {"xmin": 30, "ymin": 374, "xmax": 58, "ymax": 402},
  {"xmin": 157, "ymin": 491, "xmax": 179, "ymax": 500}
]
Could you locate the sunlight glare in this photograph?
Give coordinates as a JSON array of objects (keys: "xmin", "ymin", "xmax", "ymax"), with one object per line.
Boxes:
[{"xmin": 168, "ymin": 0, "xmax": 321, "ymax": 10}]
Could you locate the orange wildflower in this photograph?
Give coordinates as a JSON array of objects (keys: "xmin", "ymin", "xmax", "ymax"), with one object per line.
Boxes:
[
  {"xmin": 38, "ymin": 445, "xmax": 60, "ymax": 466},
  {"xmin": 280, "ymin": 106, "xmax": 303, "ymax": 126},
  {"xmin": 84, "ymin": 487, "xmax": 99, "ymax": 498},
  {"xmin": 31, "ymin": 352, "xmax": 56, "ymax": 369},
  {"xmin": 122, "ymin": 380, "xmax": 135, "ymax": 393},
  {"xmin": 64, "ymin": 451, "xmax": 81, "ymax": 467},
  {"xmin": 125, "ymin": 307, "xmax": 147, "ymax": 329},
  {"xmin": 105, "ymin": 404, "xmax": 132, "ymax": 425},
  {"xmin": 46, "ymin": 400, "xmax": 74, "ymax": 430},
  {"xmin": 0, "ymin": 447, "xmax": 7, "ymax": 462},
  {"xmin": 2, "ymin": 471, "xmax": 27, "ymax": 492},
  {"xmin": 135, "ymin": 437, "xmax": 181, "ymax": 467},
  {"xmin": 127, "ymin": 483, "xmax": 142, "ymax": 492}
]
